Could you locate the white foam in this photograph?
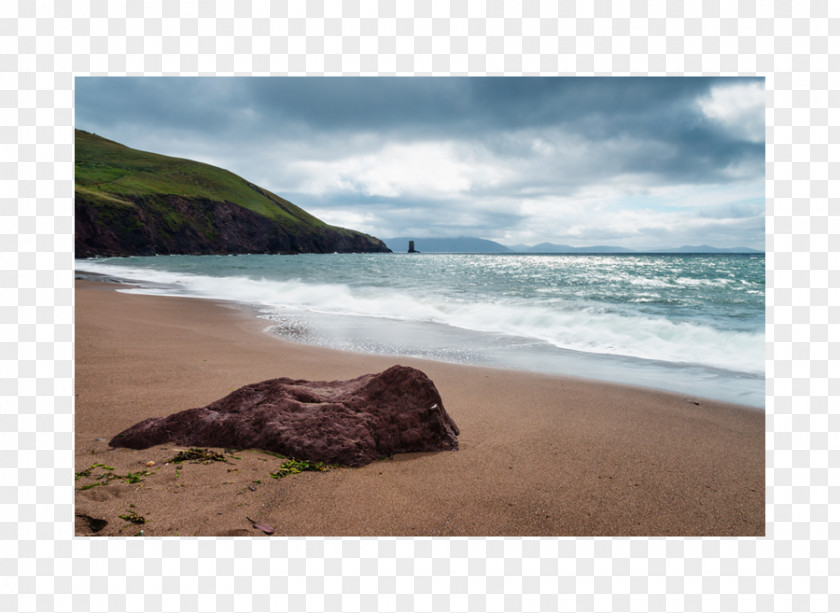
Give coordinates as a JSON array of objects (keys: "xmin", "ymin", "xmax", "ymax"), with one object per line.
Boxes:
[{"xmin": 77, "ymin": 259, "xmax": 764, "ymax": 376}]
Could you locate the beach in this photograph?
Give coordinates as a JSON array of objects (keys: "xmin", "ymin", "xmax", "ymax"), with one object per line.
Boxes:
[{"xmin": 74, "ymin": 279, "xmax": 765, "ymax": 536}]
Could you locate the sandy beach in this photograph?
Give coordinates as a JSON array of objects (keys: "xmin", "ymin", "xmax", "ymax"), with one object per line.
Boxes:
[{"xmin": 74, "ymin": 279, "xmax": 765, "ymax": 537}]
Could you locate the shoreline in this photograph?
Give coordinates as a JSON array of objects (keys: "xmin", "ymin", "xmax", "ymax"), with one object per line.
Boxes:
[
  {"xmin": 76, "ymin": 265, "xmax": 765, "ymax": 409},
  {"xmin": 75, "ymin": 279, "xmax": 765, "ymax": 536}
]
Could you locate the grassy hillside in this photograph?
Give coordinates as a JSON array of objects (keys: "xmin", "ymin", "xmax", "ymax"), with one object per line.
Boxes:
[
  {"xmin": 75, "ymin": 130, "xmax": 327, "ymax": 226},
  {"xmin": 75, "ymin": 130, "xmax": 390, "ymax": 256}
]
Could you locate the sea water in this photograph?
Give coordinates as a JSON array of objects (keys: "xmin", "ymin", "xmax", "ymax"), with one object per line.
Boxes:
[{"xmin": 76, "ymin": 253, "xmax": 765, "ymax": 408}]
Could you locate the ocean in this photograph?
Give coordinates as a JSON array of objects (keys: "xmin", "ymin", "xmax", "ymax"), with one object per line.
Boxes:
[{"xmin": 75, "ymin": 253, "xmax": 765, "ymax": 408}]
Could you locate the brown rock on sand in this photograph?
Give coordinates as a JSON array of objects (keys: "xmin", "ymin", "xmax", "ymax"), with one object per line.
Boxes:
[{"xmin": 108, "ymin": 365, "xmax": 460, "ymax": 467}]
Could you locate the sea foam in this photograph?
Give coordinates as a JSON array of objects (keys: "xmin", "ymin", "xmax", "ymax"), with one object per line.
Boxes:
[{"xmin": 77, "ymin": 257, "xmax": 764, "ymax": 376}]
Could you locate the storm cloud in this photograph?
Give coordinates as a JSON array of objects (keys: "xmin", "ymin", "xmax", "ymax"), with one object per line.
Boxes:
[{"xmin": 75, "ymin": 76, "xmax": 765, "ymax": 250}]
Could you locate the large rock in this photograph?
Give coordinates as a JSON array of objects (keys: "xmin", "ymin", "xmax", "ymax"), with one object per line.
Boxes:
[{"xmin": 109, "ymin": 366, "xmax": 459, "ymax": 467}]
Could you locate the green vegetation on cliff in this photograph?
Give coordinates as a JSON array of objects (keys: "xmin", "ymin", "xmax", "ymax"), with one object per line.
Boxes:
[{"xmin": 75, "ymin": 130, "xmax": 390, "ymax": 257}]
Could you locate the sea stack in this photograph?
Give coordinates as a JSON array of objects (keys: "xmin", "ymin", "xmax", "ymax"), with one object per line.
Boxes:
[{"xmin": 408, "ymin": 240, "xmax": 419, "ymax": 253}]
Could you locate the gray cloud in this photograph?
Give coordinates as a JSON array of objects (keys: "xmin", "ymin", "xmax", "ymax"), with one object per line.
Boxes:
[{"xmin": 75, "ymin": 76, "xmax": 765, "ymax": 250}]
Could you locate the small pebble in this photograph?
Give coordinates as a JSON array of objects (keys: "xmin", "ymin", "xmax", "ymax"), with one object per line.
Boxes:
[{"xmin": 146, "ymin": 461, "xmax": 156, "ymax": 467}]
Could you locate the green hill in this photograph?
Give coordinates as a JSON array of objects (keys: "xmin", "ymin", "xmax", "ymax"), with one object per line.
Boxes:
[{"xmin": 75, "ymin": 130, "xmax": 390, "ymax": 257}]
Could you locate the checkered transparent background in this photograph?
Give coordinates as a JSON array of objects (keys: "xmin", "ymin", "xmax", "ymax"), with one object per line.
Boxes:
[{"xmin": 2, "ymin": 1, "xmax": 837, "ymax": 612}]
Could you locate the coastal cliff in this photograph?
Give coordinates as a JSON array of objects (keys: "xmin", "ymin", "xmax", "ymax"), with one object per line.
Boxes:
[{"xmin": 74, "ymin": 130, "xmax": 391, "ymax": 257}]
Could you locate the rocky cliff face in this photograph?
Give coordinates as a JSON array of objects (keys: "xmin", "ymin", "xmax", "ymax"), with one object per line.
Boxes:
[
  {"xmin": 75, "ymin": 194, "xmax": 390, "ymax": 257},
  {"xmin": 74, "ymin": 130, "xmax": 391, "ymax": 257}
]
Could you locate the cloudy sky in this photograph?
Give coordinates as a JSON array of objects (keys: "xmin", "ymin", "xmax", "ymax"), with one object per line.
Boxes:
[{"xmin": 75, "ymin": 77, "xmax": 765, "ymax": 250}]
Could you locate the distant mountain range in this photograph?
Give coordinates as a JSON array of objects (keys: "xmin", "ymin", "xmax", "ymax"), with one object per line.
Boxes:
[
  {"xmin": 385, "ymin": 237, "xmax": 512, "ymax": 253},
  {"xmin": 385, "ymin": 237, "xmax": 763, "ymax": 254}
]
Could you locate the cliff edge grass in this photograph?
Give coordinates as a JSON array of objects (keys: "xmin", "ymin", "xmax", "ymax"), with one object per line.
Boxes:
[{"xmin": 75, "ymin": 129, "xmax": 391, "ymax": 257}]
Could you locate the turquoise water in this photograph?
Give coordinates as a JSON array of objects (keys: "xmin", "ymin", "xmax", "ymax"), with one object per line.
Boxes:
[{"xmin": 76, "ymin": 253, "xmax": 765, "ymax": 408}]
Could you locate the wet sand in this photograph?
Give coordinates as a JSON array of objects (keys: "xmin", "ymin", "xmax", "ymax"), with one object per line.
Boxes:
[{"xmin": 74, "ymin": 279, "xmax": 765, "ymax": 536}]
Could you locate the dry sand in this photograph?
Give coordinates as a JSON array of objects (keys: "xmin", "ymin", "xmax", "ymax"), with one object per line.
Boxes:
[{"xmin": 74, "ymin": 279, "xmax": 765, "ymax": 537}]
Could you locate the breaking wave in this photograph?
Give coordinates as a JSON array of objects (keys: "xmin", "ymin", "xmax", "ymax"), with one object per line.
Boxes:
[{"xmin": 77, "ymin": 259, "xmax": 764, "ymax": 376}]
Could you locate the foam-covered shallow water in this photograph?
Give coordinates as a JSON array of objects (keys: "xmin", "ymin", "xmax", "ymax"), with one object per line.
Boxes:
[{"xmin": 76, "ymin": 253, "xmax": 765, "ymax": 408}]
